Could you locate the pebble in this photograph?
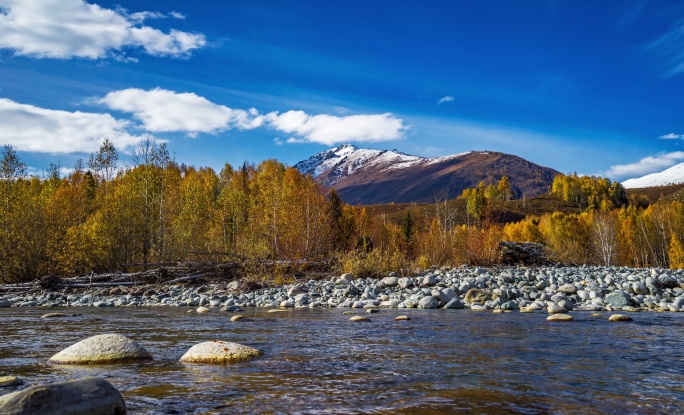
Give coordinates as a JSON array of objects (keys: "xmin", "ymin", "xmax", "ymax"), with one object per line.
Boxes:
[{"xmin": 230, "ymin": 315, "xmax": 247, "ymax": 322}]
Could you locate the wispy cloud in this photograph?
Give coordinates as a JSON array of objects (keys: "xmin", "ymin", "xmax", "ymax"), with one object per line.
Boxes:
[
  {"xmin": 438, "ymin": 96, "xmax": 455, "ymax": 105},
  {"xmin": 643, "ymin": 17, "xmax": 684, "ymax": 77},
  {"xmin": 0, "ymin": 98, "xmax": 146, "ymax": 153},
  {"xmin": 600, "ymin": 151, "xmax": 684, "ymax": 179},
  {"xmin": 0, "ymin": 0, "xmax": 206, "ymax": 59},
  {"xmin": 659, "ymin": 132, "xmax": 684, "ymax": 139}
]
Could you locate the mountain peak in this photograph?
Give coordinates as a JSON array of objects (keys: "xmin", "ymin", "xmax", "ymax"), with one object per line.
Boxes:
[{"xmin": 294, "ymin": 145, "xmax": 559, "ymax": 203}]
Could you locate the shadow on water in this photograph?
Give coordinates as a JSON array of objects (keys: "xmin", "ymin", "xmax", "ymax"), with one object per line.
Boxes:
[{"xmin": 1, "ymin": 307, "xmax": 683, "ymax": 414}]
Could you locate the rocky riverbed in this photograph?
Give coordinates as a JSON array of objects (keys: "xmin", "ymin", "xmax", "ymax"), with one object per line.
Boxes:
[{"xmin": 2, "ymin": 266, "xmax": 684, "ymax": 313}]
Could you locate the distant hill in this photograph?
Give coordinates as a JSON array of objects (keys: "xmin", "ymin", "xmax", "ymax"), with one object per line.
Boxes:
[
  {"xmin": 623, "ymin": 162, "xmax": 684, "ymax": 189},
  {"xmin": 294, "ymin": 144, "xmax": 560, "ymax": 204}
]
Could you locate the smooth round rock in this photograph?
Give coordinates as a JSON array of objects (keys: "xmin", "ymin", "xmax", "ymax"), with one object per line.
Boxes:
[
  {"xmin": 267, "ymin": 309, "xmax": 291, "ymax": 313},
  {"xmin": 395, "ymin": 315, "xmax": 411, "ymax": 321},
  {"xmin": 48, "ymin": 334, "xmax": 152, "ymax": 365},
  {"xmin": 609, "ymin": 314, "xmax": 633, "ymax": 322},
  {"xmin": 230, "ymin": 315, "xmax": 247, "ymax": 322},
  {"xmin": 547, "ymin": 314, "xmax": 574, "ymax": 322},
  {"xmin": 0, "ymin": 377, "xmax": 125, "ymax": 415},
  {"xmin": 179, "ymin": 341, "xmax": 262, "ymax": 364},
  {"xmin": 366, "ymin": 308, "xmax": 379, "ymax": 314},
  {"xmin": 196, "ymin": 306, "xmax": 211, "ymax": 313},
  {"xmin": 0, "ymin": 376, "xmax": 21, "ymax": 387},
  {"xmin": 547, "ymin": 304, "xmax": 567, "ymax": 314},
  {"xmin": 350, "ymin": 316, "xmax": 370, "ymax": 322}
]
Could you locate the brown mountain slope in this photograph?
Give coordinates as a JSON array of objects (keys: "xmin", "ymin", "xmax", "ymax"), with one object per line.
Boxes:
[{"xmin": 331, "ymin": 151, "xmax": 559, "ymax": 204}]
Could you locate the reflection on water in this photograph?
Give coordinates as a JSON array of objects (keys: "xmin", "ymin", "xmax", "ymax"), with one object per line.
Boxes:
[{"xmin": 1, "ymin": 307, "xmax": 683, "ymax": 414}]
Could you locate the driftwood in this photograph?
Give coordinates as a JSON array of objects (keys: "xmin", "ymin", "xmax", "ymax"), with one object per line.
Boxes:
[{"xmin": 0, "ymin": 259, "xmax": 336, "ymax": 293}]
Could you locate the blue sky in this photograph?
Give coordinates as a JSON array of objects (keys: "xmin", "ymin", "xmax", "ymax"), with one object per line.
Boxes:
[{"xmin": 1, "ymin": 0, "xmax": 683, "ymax": 180}]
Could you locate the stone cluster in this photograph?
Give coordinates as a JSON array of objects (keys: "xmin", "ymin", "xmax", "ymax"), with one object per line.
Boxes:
[{"xmin": 1, "ymin": 266, "xmax": 683, "ymax": 313}]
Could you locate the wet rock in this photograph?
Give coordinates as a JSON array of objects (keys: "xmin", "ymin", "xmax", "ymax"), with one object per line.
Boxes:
[
  {"xmin": 48, "ymin": 333, "xmax": 152, "ymax": 365},
  {"xmin": 547, "ymin": 314, "xmax": 574, "ymax": 322},
  {"xmin": 349, "ymin": 316, "xmax": 370, "ymax": 322},
  {"xmin": 395, "ymin": 315, "xmax": 411, "ymax": 321},
  {"xmin": 0, "ymin": 377, "xmax": 125, "ymax": 415},
  {"xmin": 609, "ymin": 314, "xmax": 633, "ymax": 322},
  {"xmin": 267, "ymin": 309, "xmax": 291, "ymax": 313},
  {"xmin": 464, "ymin": 289, "xmax": 492, "ymax": 304},
  {"xmin": 0, "ymin": 300, "xmax": 11, "ymax": 307},
  {"xmin": 179, "ymin": 341, "xmax": 262, "ymax": 364},
  {"xmin": 0, "ymin": 376, "xmax": 21, "ymax": 387},
  {"xmin": 230, "ymin": 315, "xmax": 247, "ymax": 322},
  {"xmin": 196, "ymin": 306, "xmax": 211, "ymax": 313},
  {"xmin": 366, "ymin": 308, "xmax": 379, "ymax": 314},
  {"xmin": 500, "ymin": 300, "xmax": 519, "ymax": 311}
]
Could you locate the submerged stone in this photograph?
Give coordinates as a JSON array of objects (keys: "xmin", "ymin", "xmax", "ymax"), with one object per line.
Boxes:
[{"xmin": 0, "ymin": 377, "xmax": 125, "ymax": 415}]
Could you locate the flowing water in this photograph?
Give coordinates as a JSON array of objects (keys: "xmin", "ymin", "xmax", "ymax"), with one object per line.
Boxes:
[{"xmin": 1, "ymin": 307, "xmax": 683, "ymax": 414}]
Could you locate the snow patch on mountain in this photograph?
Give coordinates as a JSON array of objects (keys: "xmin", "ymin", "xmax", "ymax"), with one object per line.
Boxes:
[
  {"xmin": 294, "ymin": 143, "xmax": 430, "ymax": 185},
  {"xmin": 622, "ymin": 162, "xmax": 684, "ymax": 188}
]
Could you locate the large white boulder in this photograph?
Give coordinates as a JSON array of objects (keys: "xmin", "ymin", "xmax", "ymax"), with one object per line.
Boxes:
[{"xmin": 48, "ymin": 333, "xmax": 152, "ymax": 365}]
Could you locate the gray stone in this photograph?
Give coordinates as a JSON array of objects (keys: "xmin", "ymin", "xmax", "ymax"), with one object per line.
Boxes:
[
  {"xmin": 444, "ymin": 298, "xmax": 465, "ymax": 309},
  {"xmin": 0, "ymin": 377, "xmax": 125, "ymax": 415},
  {"xmin": 398, "ymin": 277, "xmax": 413, "ymax": 289},
  {"xmin": 604, "ymin": 291, "xmax": 631, "ymax": 308},
  {"xmin": 382, "ymin": 276, "xmax": 398, "ymax": 287},
  {"xmin": 0, "ymin": 300, "xmax": 11, "ymax": 307},
  {"xmin": 422, "ymin": 275, "xmax": 437, "ymax": 286},
  {"xmin": 180, "ymin": 341, "xmax": 262, "ymax": 364},
  {"xmin": 557, "ymin": 284, "xmax": 578, "ymax": 294},
  {"xmin": 500, "ymin": 300, "xmax": 519, "ymax": 311},
  {"xmin": 632, "ymin": 283, "xmax": 649, "ymax": 296},
  {"xmin": 660, "ymin": 274, "xmax": 679, "ymax": 289},
  {"xmin": 418, "ymin": 296, "xmax": 438, "ymax": 309}
]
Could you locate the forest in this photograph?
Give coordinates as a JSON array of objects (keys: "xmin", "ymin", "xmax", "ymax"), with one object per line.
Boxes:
[{"xmin": 1, "ymin": 139, "xmax": 683, "ymax": 284}]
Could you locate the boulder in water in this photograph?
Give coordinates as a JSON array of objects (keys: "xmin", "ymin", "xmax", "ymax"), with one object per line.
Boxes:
[
  {"xmin": 179, "ymin": 341, "xmax": 262, "ymax": 364},
  {"xmin": 0, "ymin": 377, "xmax": 125, "ymax": 415},
  {"xmin": 48, "ymin": 333, "xmax": 152, "ymax": 365}
]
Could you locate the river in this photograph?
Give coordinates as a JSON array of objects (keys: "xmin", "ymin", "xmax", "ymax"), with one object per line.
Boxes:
[{"xmin": 1, "ymin": 307, "xmax": 683, "ymax": 414}]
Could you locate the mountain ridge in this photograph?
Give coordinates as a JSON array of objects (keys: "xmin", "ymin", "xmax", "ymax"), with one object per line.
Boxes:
[
  {"xmin": 294, "ymin": 144, "xmax": 560, "ymax": 204},
  {"xmin": 622, "ymin": 162, "xmax": 684, "ymax": 189}
]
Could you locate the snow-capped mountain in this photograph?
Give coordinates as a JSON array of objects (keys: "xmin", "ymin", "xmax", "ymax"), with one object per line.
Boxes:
[
  {"xmin": 622, "ymin": 163, "xmax": 684, "ymax": 189},
  {"xmin": 294, "ymin": 144, "xmax": 559, "ymax": 204}
]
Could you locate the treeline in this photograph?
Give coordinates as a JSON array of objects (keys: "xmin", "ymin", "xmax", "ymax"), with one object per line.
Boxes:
[{"xmin": 1, "ymin": 141, "xmax": 683, "ymax": 284}]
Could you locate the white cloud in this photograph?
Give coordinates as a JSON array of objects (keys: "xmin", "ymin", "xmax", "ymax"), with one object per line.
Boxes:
[
  {"xmin": 0, "ymin": 98, "xmax": 147, "ymax": 153},
  {"xmin": 98, "ymin": 88, "xmax": 263, "ymax": 135},
  {"xmin": 264, "ymin": 110, "xmax": 407, "ymax": 145},
  {"xmin": 0, "ymin": 0, "xmax": 205, "ymax": 59},
  {"xmin": 659, "ymin": 132, "xmax": 683, "ymax": 139},
  {"xmin": 601, "ymin": 151, "xmax": 684, "ymax": 179},
  {"xmin": 438, "ymin": 96, "xmax": 455, "ymax": 104}
]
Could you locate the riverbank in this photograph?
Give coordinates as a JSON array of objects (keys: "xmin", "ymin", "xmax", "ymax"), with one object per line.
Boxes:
[{"xmin": 2, "ymin": 266, "xmax": 683, "ymax": 312}]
